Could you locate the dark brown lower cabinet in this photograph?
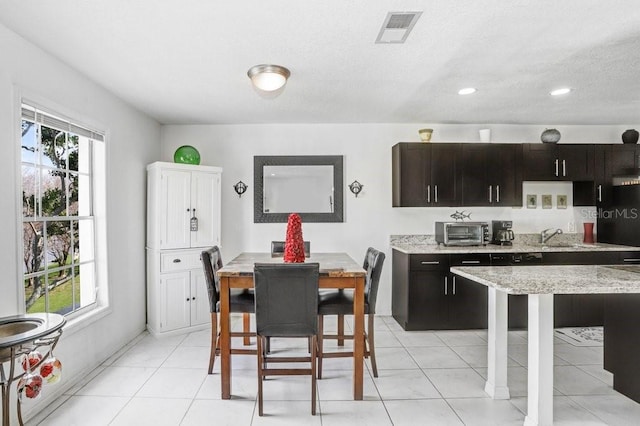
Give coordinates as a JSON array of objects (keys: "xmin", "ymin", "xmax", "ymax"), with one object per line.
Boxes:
[
  {"xmin": 392, "ymin": 250, "xmax": 488, "ymax": 330},
  {"xmin": 392, "ymin": 251, "xmax": 449, "ymax": 330},
  {"xmin": 542, "ymin": 251, "xmax": 620, "ymax": 328},
  {"xmin": 604, "ymin": 294, "xmax": 640, "ymax": 403},
  {"xmin": 447, "ymin": 274, "xmax": 487, "ymax": 329},
  {"xmin": 392, "ymin": 248, "xmax": 629, "ymax": 330}
]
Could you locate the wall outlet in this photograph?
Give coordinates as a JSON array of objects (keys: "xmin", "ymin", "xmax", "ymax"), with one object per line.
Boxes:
[{"xmin": 567, "ymin": 221, "xmax": 576, "ymax": 233}]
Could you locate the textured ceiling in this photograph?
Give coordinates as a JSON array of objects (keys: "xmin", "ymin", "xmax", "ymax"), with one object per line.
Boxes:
[{"xmin": 1, "ymin": 0, "xmax": 639, "ymax": 125}]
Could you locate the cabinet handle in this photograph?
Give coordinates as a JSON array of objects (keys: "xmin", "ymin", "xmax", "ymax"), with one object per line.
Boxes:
[
  {"xmin": 173, "ymin": 259, "xmax": 181, "ymax": 263},
  {"xmin": 623, "ymin": 258, "xmax": 640, "ymax": 263},
  {"xmin": 555, "ymin": 159, "xmax": 559, "ymax": 177},
  {"xmin": 186, "ymin": 298, "xmax": 190, "ymax": 302},
  {"xmin": 434, "ymin": 185, "xmax": 438, "ymax": 203},
  {"xmin": 488, "ymin": 185, "xmax": 492, "ymax": 203},
  {"xmin": 461, "ymin": 260, "xmax": 481, "ymax": 264},
  {"xmin": 453, "ymin": 276, "xmax": 456, "ymax": 295},
  {"xmin": 496, "ymin": 185, "xmax": 500, "ymax": 203},
  {"xmin": 427, "ymin": 185, "xmax": 431, "ymax": 203},
  {"xmin": 562, "ymin": 160, "xmax": 566, "ymax": 177},
  {"xmin": 192, "ymin": 297, "xmax": 196, "ymax": 300},
  {"xmin": 420, "ymin": 261, "xmax": 440, "ymax": 265},
  {"xmin": 598, "ymin": 185, "xmax": 602, "ymax": 202},
  {"xmin": 444, "ymin": 276, "xmax": 448, "ymax": 295}
]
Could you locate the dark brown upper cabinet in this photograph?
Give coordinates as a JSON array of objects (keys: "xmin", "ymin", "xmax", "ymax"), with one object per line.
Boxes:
[
  {"xmin": 523, "ymin": 144, "xmax": 595, "ymax": 181},
  {"xmin": 392, "ymin": 143, "xmax": 462, "ymax": 207},
  {"xmin": 594, "ymin": 144, "xmax": 640, "ymax": 206},
  {"xmin": 605, "ymin": 144, "xmax": 640, "ymax": 176},
  {"xmin": 573, "ymin": 144, "xmax": 640, "ymax": 207},
  {"xmin": 393, "ymin": 142, "xmax": 639, "ymax": 208},
  {"xmin": 461, "ymin": 144, "xmax": 523, "ymax": 206}
]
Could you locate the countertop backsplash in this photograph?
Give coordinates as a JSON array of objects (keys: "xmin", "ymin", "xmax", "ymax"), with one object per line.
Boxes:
[{"xmin": 390, "ymin": 234, "xmax": 437, "ymax": 246}]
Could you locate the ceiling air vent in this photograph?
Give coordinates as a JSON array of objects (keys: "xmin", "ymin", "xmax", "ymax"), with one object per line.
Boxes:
[{"xmin": 375, "ymin": 11, "xmax": 422, "ymax": 44}]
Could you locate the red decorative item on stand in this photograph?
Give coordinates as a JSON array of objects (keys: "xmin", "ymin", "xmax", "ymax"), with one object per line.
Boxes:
[{"xmin": 284, "ymin": 213, "xmax": 306, "ymax": 263}]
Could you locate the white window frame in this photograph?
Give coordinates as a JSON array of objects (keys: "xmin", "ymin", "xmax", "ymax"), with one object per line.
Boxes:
[{"xmin": 18, "ymin": 98, "xmax": 110, "ymax": 325}]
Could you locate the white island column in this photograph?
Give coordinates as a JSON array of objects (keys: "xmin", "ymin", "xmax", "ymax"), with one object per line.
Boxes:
[
  {"xmin": 485, "ymin": 287, "xmax": 511, "ymax": 399},
  {"xmin": 524, "ymin": 294, "xmax": 554, "ymax": 426}
]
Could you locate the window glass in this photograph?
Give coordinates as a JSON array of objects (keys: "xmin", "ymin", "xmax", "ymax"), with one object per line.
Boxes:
[{"xmin": 21, "ymin": 103, "xmax": 103, "ymax": 316}]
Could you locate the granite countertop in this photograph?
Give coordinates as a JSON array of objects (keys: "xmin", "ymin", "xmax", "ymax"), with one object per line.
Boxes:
[
  {"xmin": 450, "ymin": 264, "xmax": 640, "ymax": 295},
  {"xmin": 390, "ymin": 234, "xmax": 640, "ymax": 254},
  {"xmin": 218, "ymin": 252, "xmax": 365, "ymax": 277},
  {"xmin": 391, "ymin": 242, "xmax": 640, "ymax": 254}
]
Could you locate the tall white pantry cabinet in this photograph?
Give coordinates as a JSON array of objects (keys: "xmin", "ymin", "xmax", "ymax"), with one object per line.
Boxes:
[{"xmin": 146, "ymin": 161, "xmax": 222, "ymax": 336}]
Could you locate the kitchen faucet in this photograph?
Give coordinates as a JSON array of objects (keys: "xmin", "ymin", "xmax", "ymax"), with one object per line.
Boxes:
[{"xmin": 540, "ymin": 228, "xmax": 563, "ymax": 244}]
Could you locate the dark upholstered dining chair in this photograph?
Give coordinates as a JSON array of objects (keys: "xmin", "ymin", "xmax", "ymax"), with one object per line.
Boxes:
[
  {"xmin": 201, "ymin": 246, "xmax": 256, "ymax": 374},
  {"xmin": 270, "ymin": 240, "xmax": 311, "ymax": 257},
  {"xmin": 317, "ymin": 247, "xmax": 385, "ymax": 378},
  {"xmin": 267, "ymin": 240, "xmax": 311, "ymax": 354},
  {"xmin": 253, "ymin": 262, "xmax": 319, "ymax": 416}
]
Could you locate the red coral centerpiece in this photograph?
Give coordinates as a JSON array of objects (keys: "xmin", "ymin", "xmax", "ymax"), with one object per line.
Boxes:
[{"xmin": 283, "ymin": 213, "xmax": 305, "ymax": 263}]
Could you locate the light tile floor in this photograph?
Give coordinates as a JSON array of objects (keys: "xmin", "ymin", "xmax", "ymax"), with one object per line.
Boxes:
[{"xmin": 29, "ymin": 315, "xmax": 640, "ymax": 425}]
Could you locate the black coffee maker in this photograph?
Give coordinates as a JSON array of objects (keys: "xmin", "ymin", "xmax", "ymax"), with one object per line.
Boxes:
[{"xmin": 491, "ymin": 220, "xmax": 514, "ymax": 246}]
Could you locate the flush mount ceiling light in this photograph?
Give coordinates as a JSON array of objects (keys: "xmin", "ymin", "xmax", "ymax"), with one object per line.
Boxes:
[
  {"xmin": 550, "ymin": 87, "xmax": 572, "ymax": 96},
  {"xmin": 458, "ymin": 87, "xmax": 477, "ymax": 95},
  {"xmin": 247, "ymin": 64, "xmax": 291, "ymax": 91}
]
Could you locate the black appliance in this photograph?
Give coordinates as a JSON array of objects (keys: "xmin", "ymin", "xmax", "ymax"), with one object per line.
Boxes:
[
  {"xmin": 489, "ymin": 252, "xmax": 543, "ymax": 265},
  {"xmin": 597, "ymin": 183, "xmax": 640, "ymax": 247},
  {"xmin": 491, "ymin": 220, "xmax": 514, "ymax": 246}
]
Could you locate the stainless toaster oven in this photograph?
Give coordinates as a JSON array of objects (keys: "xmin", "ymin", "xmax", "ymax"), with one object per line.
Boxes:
[{"xmin": 435, "ymin": 222, "xmax": 490, "ymax": 246}]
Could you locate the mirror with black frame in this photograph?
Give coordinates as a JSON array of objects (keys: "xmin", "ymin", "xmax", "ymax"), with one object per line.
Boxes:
[{"xmin": 254, "ymin": 155, "xmax": 344, "ymax": 223}]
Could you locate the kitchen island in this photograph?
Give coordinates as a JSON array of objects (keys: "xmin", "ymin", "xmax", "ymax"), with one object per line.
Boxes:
[{"xmin": 450, "ymin": 264, "xmax": 640, "ymax": 426}]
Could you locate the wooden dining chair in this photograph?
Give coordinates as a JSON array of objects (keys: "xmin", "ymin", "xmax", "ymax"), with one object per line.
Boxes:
[
  {"xmin": 317, "ymin": 247, "xmax": 385, "ymax": 378},
  {"xmin": 201, "ymin": 246, "xmax": 256, "ymax": 374},
  {"xmin": 254, "ymin": 262, "xmax": 319, "ymax": 416}
]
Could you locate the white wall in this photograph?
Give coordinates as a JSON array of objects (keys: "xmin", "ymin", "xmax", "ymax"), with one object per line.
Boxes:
[
  {"xmin": 161, "ymin": 123, "xmax": 638, "ymax": 316},
  {"xmin": 0, "ymin": 23, "xmax": 160, "ymax": 421}
]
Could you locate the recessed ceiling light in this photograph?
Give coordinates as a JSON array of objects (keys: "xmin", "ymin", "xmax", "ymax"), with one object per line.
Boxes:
[
  {"xmin": 458, "ymin": 88, "xmax": 477, "ymax": 95},
  {"xmin": 550, "ymin": 88, "xmax": 572, "ymax": 96}
]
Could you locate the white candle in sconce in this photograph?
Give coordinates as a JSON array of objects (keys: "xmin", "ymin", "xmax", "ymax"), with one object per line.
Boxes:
[{"xmin": 479, "ymin": 129, "xmax": 491, "ymax": 142}]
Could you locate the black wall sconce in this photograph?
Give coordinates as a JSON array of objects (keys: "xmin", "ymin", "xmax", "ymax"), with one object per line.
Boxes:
[
  {"xmin": 348, "ymin": 180, "xmax": 363, "ymax": 197},
  {"xmin": 233, "ymin": 181, "xmax": 248, "ymax": 198}
]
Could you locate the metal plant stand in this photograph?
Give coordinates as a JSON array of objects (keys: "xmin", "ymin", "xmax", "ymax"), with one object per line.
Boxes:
[{"xmin": 0, "ymin": 314, "xmax": 65, "ymax": 426}]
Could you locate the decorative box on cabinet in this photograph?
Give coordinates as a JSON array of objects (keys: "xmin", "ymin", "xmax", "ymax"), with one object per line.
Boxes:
[{"xmin": 146, "ymin": 161, "xmax": 222, "ymax": 336}]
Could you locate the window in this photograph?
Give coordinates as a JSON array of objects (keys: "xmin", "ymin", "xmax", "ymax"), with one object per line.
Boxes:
[{"xmin": 20, "ymin": 102, "xmax": 105, "ymax": 318}]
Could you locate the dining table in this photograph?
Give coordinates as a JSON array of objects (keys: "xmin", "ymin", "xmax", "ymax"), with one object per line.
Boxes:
[{"xmin": 217, "ymin": 252, "xmax": 367, "ymax": 400}]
